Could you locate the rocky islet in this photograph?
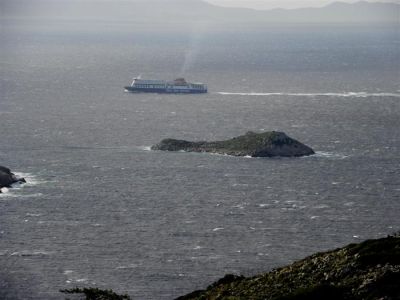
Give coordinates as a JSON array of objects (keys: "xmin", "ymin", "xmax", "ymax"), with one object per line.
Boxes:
[{"xmin": 151, "ymin": 131, "xmax": 315, "ymax": 157}]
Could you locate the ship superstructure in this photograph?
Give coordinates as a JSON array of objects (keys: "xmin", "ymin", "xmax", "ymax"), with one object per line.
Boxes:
[{"xmin": 124, "ymin": 78, "xmax": 207, "ymax": 94}]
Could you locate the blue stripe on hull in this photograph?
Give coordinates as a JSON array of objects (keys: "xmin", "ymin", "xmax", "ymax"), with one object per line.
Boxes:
[{"xmin": 124, "ymin": 87, "xmax": 207, "ymax": 94}]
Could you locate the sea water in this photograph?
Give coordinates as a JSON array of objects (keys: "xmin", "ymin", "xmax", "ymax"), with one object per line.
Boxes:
[{"xmin": 1, "ymin": 20, "xmax": 399, "ymax": 299}]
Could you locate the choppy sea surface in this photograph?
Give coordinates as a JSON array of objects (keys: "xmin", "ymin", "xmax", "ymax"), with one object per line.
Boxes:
[{"xmin": 1, "ymin": 20, "xmax": 400, "ymax": 299}]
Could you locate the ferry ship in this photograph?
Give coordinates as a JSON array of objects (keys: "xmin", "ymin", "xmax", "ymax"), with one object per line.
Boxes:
[{"xmin": 124, "ymin": 77, "xmax": 207, "ymax": 94}]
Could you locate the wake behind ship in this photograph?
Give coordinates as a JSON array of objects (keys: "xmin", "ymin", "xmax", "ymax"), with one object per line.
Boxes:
[{"xmin": 124, "ymin": 77, "xmax": 207, "ymax": 94}]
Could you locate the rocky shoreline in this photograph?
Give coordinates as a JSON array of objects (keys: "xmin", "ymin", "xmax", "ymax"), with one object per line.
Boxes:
[
  {"xmin": 151, "ymin": 131, "xmax": 315, "ymax": 157},
  {"xmin": 0, "ymin": 166, "xmax": 26, "ymax": 192}
]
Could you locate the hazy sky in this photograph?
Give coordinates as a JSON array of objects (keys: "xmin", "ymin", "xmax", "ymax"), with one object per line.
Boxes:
[{"xmin": 205, "ymin": 0, "xmax": 399, "ymax": 9}]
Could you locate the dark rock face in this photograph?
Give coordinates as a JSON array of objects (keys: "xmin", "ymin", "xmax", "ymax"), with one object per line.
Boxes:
[
  {"xmin": 151, "ymin": 131, "xmax": 315, "ymax": 157},
  {"xmin": 176, "ymin": 234, "xmax": 400, "ymax": 300},
  {"xmin": 0, "ymin": 166, "xmax": 26, "ymax": 192}
]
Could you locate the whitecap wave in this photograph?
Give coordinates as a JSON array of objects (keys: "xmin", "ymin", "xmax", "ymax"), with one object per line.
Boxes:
[
  {"xmin": 0, "ymin": 172, "xmax": 47, "ymax": 198},
  {"xmin": 313, "ymin": 204, "xmax": 330, "ymax": 209},
  {"xmin": 0, "ymin": 187, "xmax": 10, "ymax": 194},
  {"xmin": 116, "ymin": 264, "xmax": 139, "ymax": 270},
  {"xmin": 63, "ymin": 270, "xmax": 93, "ymax": 284},
  {"xmin": 137, "ymin": 146, "xmax": 152, "ymax": 151},
  {"xmin": 212, "ymin": 227, "xmax": 224, "ymax": 232},
  {"xmin": 10, "ymin": 250, "xmax": 54, "ymax": 257},
  {"xmin": 312, "ymin": 151, "xmax": 349, "ymax": 159},
  {"xmin": 1, "ymin": 192, "xmax": 43, "ymax": 199},
  {"xmin": 14, "ymin": 172, "xmax": 50, "ymax": 187},
  {"xmin": 217, "ymin": 92, "xmax": 400, "ymax": 98},
  {"xmin": 26, "ymin": 213, "xmax": 42, "ymax": 217}
]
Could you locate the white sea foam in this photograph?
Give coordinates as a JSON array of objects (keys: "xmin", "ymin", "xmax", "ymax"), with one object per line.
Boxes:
[
  {"xmin": 137, "ymin": 146, "xmax": 152, "ymax": 151},
  {"xmin": 63, "ymin": 270, "xmax": 92, "ymax": 284},
  {"xmin": 217, "ymin": 91, "xmax": 400, "ymax": 98},
  {"xmin": 0, "ymin": 172, "xmax": 51, "ymax": 198},
  {"xmin": 116, "ymin": 264, "xmax": 139, "ymax": 270},
  {"xmin": 26, "ymin": 213, "xmax": 42, "ymax": 217},
  {"xmin": 0, "ymin": 187, "xmax": 9, "ymax": 194},
  {"xmin": 1, "ymin": 192, "xmax": 43, "ymax": 199},
  {"xmin": 37, "ymin": 220, "xmax": 83, "ymax": 226},
  {"xmin": 232, "ymin": 204, "xmax": 245, "ymax": 209},
  {"xmin": 212, "ymin": 227, "xmax": 224, "ymax": 232},
  {"xmin": 313, "ymin": 204, "xmax": 330, "ymax": 209},
  {"xmin": 311, "ymin": 151, "xmax": 349, "ymax": 159},
  {"xmin": 10, "ymin": 250, "xmax": 54, "ymax": 257},
  {"xmin": 15, "ymin": 172, "xmax": 47, "ymax": 186}
]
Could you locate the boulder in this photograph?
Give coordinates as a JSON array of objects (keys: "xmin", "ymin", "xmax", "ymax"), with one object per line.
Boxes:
[
  {"xmin": 0, "ymin": 166, "xmax": 26, "ymax": 192},
  {"xmin": 151, "ymin": 131, "xmax": 315, "ymax": 157}
]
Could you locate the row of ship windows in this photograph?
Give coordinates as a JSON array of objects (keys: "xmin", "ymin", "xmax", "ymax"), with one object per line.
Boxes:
[
  {"xmin": 135, "ymin": 84, "xmax": 165, "ymax": 88},
  {"xmin": 192, "ymin": 85, "xmax": 205, "ymax": 89}
]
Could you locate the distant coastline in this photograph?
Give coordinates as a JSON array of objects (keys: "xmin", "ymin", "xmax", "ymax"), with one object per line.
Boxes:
[{"xmin": 3, "ymin": 1, "xmax": 399, "ymax": 24}]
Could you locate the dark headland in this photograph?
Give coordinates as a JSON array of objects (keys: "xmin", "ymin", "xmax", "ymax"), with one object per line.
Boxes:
[
  {"xmin": 151, "ymin": 131, "xmax": 315, "ymax": 157},
  {"xmin": 60, "ymin": 234, "xmax": 400, "ymax": 299},
  {"xmin": 176, "ymin": 233, "xmax": 400, "ymax": 300},
  {"xmin": 0, "ymin": 165, "xmax": 26, "ymax": 192}
]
